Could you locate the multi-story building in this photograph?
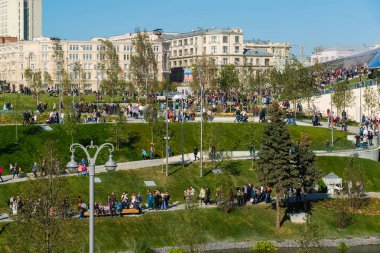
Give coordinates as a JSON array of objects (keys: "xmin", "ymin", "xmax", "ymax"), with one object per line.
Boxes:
[
  {"xmin": 244, "ymin": 39, "xmax": 291, "ymax": 71},
  {"xmin": 0, "ymin": 0, "xmax": 42, "ymax": 40},
  {"xmin": 0, "ymin": 27, "xmax": 290, "ymax": 92},
  {"xmin": 163, "ymin": 27, "xmax": 278, "ymax": 82},
  {"xmin": 0, "ymin": 32, "xmax": 165, "ymax": 92}
]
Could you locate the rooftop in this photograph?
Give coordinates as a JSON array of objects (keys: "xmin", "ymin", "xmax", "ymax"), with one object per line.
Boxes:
[{"xmin": 162, "ymin": 27, "xmax": 243, "ymax": 40}]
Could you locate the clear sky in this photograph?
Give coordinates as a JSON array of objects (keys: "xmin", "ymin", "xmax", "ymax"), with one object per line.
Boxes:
[{"xmin": 43, "ymin": 0, "xmax": 380, "ymax": 55}]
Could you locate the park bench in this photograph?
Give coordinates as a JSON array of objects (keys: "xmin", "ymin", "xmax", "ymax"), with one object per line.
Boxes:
[{"xmin": 83, "ymin": 208, "xmax": 140, "ymax": 218}]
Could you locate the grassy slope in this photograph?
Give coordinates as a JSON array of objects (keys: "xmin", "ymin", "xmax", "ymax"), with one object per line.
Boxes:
[
  {"xmin": 1, "ymin": 156, "xmax": 380, "ymax": 210},
  {"xmin": 0, "ymin": 123, "xmax": 352, "ymax": 175},
  {"xmin": 0, "ymin": 204, "xmax": 379, "ymax": 252}
]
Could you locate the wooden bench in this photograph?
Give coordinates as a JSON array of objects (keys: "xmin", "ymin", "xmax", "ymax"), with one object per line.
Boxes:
[{"xmin": 83, "ymin": 208, "xmax": 140, "ymax": 217}]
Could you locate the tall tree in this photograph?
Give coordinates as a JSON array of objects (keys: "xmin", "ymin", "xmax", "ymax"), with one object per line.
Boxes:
[
  {"xmin": 191, "ymin": 56, "xmax": 219, "ymax": 93},
  {"xmin": 72, "ymin": 61, "xmax": 82, "ymax": 97},
  {"xmin": 24, "ymin": 69, "xmax": 42, "ymax": 104},
  {"xmin": 8, "ymin": 141, "xmax": 80, "ymax": 253},
  {"xmin": 296, "ymin": 133, "xmax": 322, "ymax": 210},
  {"xmin": 43, "ymin": 71, "xmax": 53, "ymax": 89},
  {"xmin": 63, "ymin": 107, "xmax": 79, "ymax": 144},
  {"xmin": 363, "ymin": 86, "xmax": 377, "ymax": 117},
  {"xmin": 257, "ymin": 101, "xmax": 298, "ymax": 229},
  {"xmin": 129, "ymin": 31, "xmax": 158, "ymax": 96},
  {"xmin": 331, "ymin": 81, "xmax": 355, "ymax": 116},
  {"xmin": 99, "ymin": 40, "xmax": 123, "ymax": 101},
  {"xmin": 219, "ymin": 64, "xmax": 240, "ymax": 92}
]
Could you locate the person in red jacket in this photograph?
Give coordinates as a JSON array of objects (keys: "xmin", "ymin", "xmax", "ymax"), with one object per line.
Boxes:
[{"xmin": 0, "ymin": 165, "xmax": 4, "ymax": 182}]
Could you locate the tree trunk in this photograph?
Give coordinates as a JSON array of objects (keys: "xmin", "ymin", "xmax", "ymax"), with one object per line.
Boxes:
[
  {"xmin": 276, "ymin": 192, "xmax": 281, "ymax": 229},
  {"xmin": 303, "ymin": 192, "xmax": 308, "ymax": 211}
]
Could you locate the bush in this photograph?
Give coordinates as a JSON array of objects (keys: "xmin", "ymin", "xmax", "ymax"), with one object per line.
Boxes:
[
  {"xmin": 335, "ymin": 198, "xmax": 353, "ymax": 229},
  {"xmin": 168, "ymin": 248, "xmax": 184, "ymax": 253},
  {"xmin": 252, "ymin": 241, "xmax": 277, "ymax": 253},
  {"xmin": 337, "ymin": 242, "xmax": 350, "ymax": 253}
]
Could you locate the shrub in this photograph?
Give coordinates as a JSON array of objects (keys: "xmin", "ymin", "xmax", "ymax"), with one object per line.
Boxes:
[
  {"xmin": 252, "ymin": 241, "xmax": 277, "ymax": 253},
  {"xmin": 168, "ymin": 248, "xmax": 184, "ymax": 253},
  {"xmin": 337, "ymin": 242, "xmax": 350, "ymax": 253}
]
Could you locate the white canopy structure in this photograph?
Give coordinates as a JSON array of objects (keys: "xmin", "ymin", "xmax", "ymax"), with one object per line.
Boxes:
[{"xmin": 322, "ymin": 172, "xmax": 342, "ymax": 194}]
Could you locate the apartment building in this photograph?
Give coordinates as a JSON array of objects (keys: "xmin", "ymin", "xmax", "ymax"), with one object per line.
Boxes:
[
  {"xmin": 0, "ymin": 0, "xmax": 42, "ymax": 40},
  {"xmin": 0, "ymin": 32, "xmax": 164, "ymax": 92}
]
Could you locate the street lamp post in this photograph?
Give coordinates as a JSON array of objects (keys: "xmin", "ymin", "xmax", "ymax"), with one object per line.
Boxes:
[
  {"xmin": 66, "ymin": 141, "xmax": 117, "ymax": 253},
  {"xmin": 199, "ymin": 70, "xmax": 204, "ymax": 178},
  {"xmin": 181, "ymin": 97, "xmax": 184, "ymax": 168},
  {"xmin": 165, "ymin": 104, "xmax": 169, "ymax": 177},
  {"xmin": 330, "ymin": 85, "xmax": 334, "ymax": 147}
]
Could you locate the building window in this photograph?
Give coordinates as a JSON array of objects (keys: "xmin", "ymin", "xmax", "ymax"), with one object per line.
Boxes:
[
  {"xmin": 223, "ymin": 58, "xmax": 228, "ymax": 65},
  {"xmin": 256, "ymin": 58, "xmax": 259, "ymax": 65},
  {"xmin": 173, "ymin": 50, "xmax": 177, "ymax": 57},
  {"xmin": 223, "ymin": 46, "xmax": 228, "ymax": 54},
  {"xmin": 203, "ymin": 47, "xmax": 206, "ymax": 53},
  {"xmin": 203, "ymin": 37, "xmax": 206, "ymax": 44},
  {"xmin": 211, "ymin": 46, "xmax": 217, "ymax": 53},
  {"xmin": 235, "ymin": 46, "xmax": 239, "ymax": 53},
  {"xmin": 178, "ymin": 40, "xmax": 182, "ymax": 46},
  {"xmin": 31, "ymin": 63, "xmax": 35, "ymax": 69},
  {"xmin": 265, "ymin": 59, "xmax": 270, "ymax": 66},
  {"xmin": 190, "ymin": 48, "xmax": 193, "ymax": 55},
  {"xmin": 179, "ymin": 50, "xmax": 182, "ymax": 56},
  {"xmin": 235, "ymin": 36, "xmax": 240, "ymax": 43},
  {"xmin": 211, "ymin": 36, "xmax": 217, "ymax": 43},
  {"xmin": 42, "ymin": 45, "xmax": 48, "ymax": 51},
  {"xmin": 184, "ymin": 39, "xmax": 188, "ymax": 46},
  {"xmin": 234, "ymin": 58, "xmax": 240, "ymax": 65},
  {"xmin": 223, "ymin": 36, "xmax": 228, "ymax": 43},
  {"xmin": 184, "ymin": 49, "xmax": 188, "ymax": 56},
  {"xmin": 190, "ymin": 38, "xmax": 193, "ymax": 45}
]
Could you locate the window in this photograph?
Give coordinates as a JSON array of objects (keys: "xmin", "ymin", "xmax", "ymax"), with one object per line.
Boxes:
[
  {"xmin": 190, "ymin": 38, "xmax": 193, "ymax": 45},
  {"xmin": 265, "ymin": 59, "xmax": 270, "ymax": 66},
  {"xmin": 223, "ymin": 58, "xmax": 228, "ymax": 65},
  {"xmin": 42, "ymin": 45, "xmax": 48, "ymax": 51},
  {"xmin": 124, "ymin": 54, "xmax": 130, "ymax": 61},
  {"xmin": 256, "ymin": 58, "xmax": 259, "ymax": 65},
  {"xmin": 184, "ymin": 49, "xmax": 188, "ymax": 55},
  {"xmin": 190, "ymin": 48, "xmax": 193, "ymax": 55},
  {"xmin": 124, "ymin": 64, "xmax": 128, "ymax": 70},
  {"xmin": 184, "ymin": 39, "xmax": 188, "ymax": 46},
  {"xmin": 31, "ymin": 63, "xmax": 35, "ymax": 69},
  {"xmin": 195, "ymin": 48, "xmax": 198, "ymax": 55},
  {"xmin": 178, "ymin": 40, "xmax": 182, "ymax": 46},
  {"xmin": 43, "ymin": 63, "xmax": 47, "ymax": 70},
  {"xmin": 211, "ymin": 36, "xmax": 217, "ymax": 43},
  {"xmin": 234, "ymin": 58, "xmax": 240, "ymax": 65},
  {"xmin": 235, "ymin": 36, "xmax": 240, "ymax": 43},
  {"xmin": 173, "ymin": 50, "xmax": 177, "ymax": 57},
  {"xmin": 203, "ymin": 37, "xmax": 206, "ymax": 43},
  {"xmin": 203, "ymin": 47, "xmax": 206, "ymax": 53},
  {"xmin": 153, "ymin": 45, "xmax": 159, "ymax": 52},
  {"xmin": 235, "ymin": 46, "xmax": 239, "ymax": 53},
  {"xmin": 179, "ymin": 50, "xmax": 182, "ymax": 56},
  {"xmin": 223, "ymin": 36, "xmax": 228, "ymax": 43},
  {"xmin": 42, "ymin": 54, "xmax": 49, "ymax": 61},
  {"xmin": 211, "ymin": 46, "xmax": 217, "ymax": 53},
  {"xmin": 223, "ymin": 46, "xmax": 228, "ymax": 54}
]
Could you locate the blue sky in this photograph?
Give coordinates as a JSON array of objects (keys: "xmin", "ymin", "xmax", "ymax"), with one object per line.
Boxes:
[{"xmin": 43, "ymin": 0, "xmax": 380, "ymax": 55}]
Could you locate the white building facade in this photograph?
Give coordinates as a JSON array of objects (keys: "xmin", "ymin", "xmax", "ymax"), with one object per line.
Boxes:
[
  {"xmin": 310, "ymin": 46, "xmax": 370, "ymax": 65},
  {"xmin": 0, "ymin": 0, "xmax": 42, "ymax": 40}
]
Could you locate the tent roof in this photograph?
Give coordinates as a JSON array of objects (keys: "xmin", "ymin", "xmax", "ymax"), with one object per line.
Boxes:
[
  {"xmin": 323, "ymin": 172, "xmax": 341, "ymax": 179},
  {"xmin": 368, "ymin": 48, "xmax": 380, "ymax": 69}
]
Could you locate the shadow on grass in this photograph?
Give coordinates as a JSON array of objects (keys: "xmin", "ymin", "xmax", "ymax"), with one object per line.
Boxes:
[
  {"xmin": 168, "ymin": 163, "xmax": 191, "ymax": 176},
  {"xmin": 279, "ymin": 200, "xmax": 316, "ymax": 227}
]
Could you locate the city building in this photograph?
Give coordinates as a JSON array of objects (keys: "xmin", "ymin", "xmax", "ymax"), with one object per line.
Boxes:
[
  {"xmin": 244, "ymin": 39, "xmax": 291, "ymax": 71},
  {"xmin": 310, "ymin": 45, "xmax": 370, "ymax": 65},
  {"xmin": 0, "ymin": 32, "xmax": 165, "ymax": 92},
  {"xmin": 0, "ymin": 27, "xmax": 290, "ymax": 92},
  {"xmin": 0, "ymin": 0, "xmax": 42, "ymax": 40}
]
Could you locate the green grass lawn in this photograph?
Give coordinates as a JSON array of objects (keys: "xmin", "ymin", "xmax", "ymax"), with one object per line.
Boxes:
[
  {"xmin": 1, "ymin": 156, "xmax": 380, "ymax": 252},
  {"xmin": 0, "ymin": 123, "xmax": 352, "ymax": 175},
  {"xmin": 1, "ymin": 156, "xmax": 379, "ymax": 211},
  {"xmin": 0, "ymin": 203, "xmax": 379, "ymax": 252}
]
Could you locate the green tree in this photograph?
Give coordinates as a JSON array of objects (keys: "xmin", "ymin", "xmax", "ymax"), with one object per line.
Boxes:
[
  {"xmin": 8, "ymin": 141, "xmax": 80, "ymax": 253},
  {"xmin": 219, "ymin": 64, "xmax": 240, "ymax": 92},
  {"xmin": 331, "ymin": 82, "xmax": 355, "ymax": 116},
  {"xmin": 298, "ymin": 216, "xmax": 326, "ymax": 253},
  {"xmin": 24, "ymin": 69, "xmax": 42, "ymax": 104},
  {"xmin": 99, "ymin": 40, "xmax": 124, "ymax": 101},
  {"xmin": 43, "ymin": 71, "xmax": 53, "ymax": 89},
  {"xmin": 363, "ymin": 86, "xmax": 377, "ymax": 116},
  {"xmin": 107, "ymin": 114, "xmax": 133, "ymax": 150},
  {"xmin": 129, "ymin": 30, "xmax": 158, "ymax": 96},
  {"xmin": 343, "ymin": 153, "xmax": 366, "ymax": 200},
  {"xmin": 257, "ymin": 101, "xmax": 298, "ymax": 229},
  {"xmin": 296, "ymin": 133, "xmax": 322, "ymax": 210},
  {"xmin": 191, "ymin": 56, "xmax": 219, "ymax": 93},
  {"xmin": 72, "ymin": 61, "xmax": 82, "ymax": 98},
  {"xmin": 63, "ymin": 107, "xmax": 79, "ymax": 144}
]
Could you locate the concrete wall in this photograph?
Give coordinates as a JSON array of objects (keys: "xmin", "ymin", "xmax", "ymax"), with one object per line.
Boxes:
[{"xmin": 301, "ymin": 80, "xmax": 379, "ymax": 122}]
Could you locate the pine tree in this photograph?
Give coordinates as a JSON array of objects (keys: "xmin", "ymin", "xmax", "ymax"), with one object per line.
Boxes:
[
  {"xmin": 296, "ymin": 133, "xmax": 322, "ymax": 210},
  {"xmin": 257, "ymin": 101, "xmax": 298, "ymax": 229}
]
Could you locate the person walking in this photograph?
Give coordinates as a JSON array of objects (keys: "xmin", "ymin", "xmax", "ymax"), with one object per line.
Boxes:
[
  {"xmin": 32, "ymin": 162, "xmax": 38, "ymax": 178},
  {"xmin": 9, "ymin": 163, "xmax": 13, "ymax": 178},
  {"xmin": 0, "ymin": 165, "xmax": 4, "ymax": 182},
  {"xmin": 194, "ymin": 146, "xmax": 198, "ymax": 161},
  {"xmin": 13, "ymin": 163, "xmax": 19, "ymax": 179}
]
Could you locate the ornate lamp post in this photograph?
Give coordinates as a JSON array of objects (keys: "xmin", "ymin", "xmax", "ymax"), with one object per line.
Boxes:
[{"xmin": 66, "ymin": 141, "xmax": 117, "ymax": 253}]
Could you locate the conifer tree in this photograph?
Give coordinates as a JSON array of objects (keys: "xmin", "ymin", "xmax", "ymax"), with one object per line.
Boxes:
[{"xmin": 257, "ymin": 101, "xmax": 298, "ymax": 229}]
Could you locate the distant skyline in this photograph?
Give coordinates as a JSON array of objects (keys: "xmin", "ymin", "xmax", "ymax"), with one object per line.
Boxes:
[{"xmin": 43, "ymin": 0, "xmax": 380, "ymax": 55}]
